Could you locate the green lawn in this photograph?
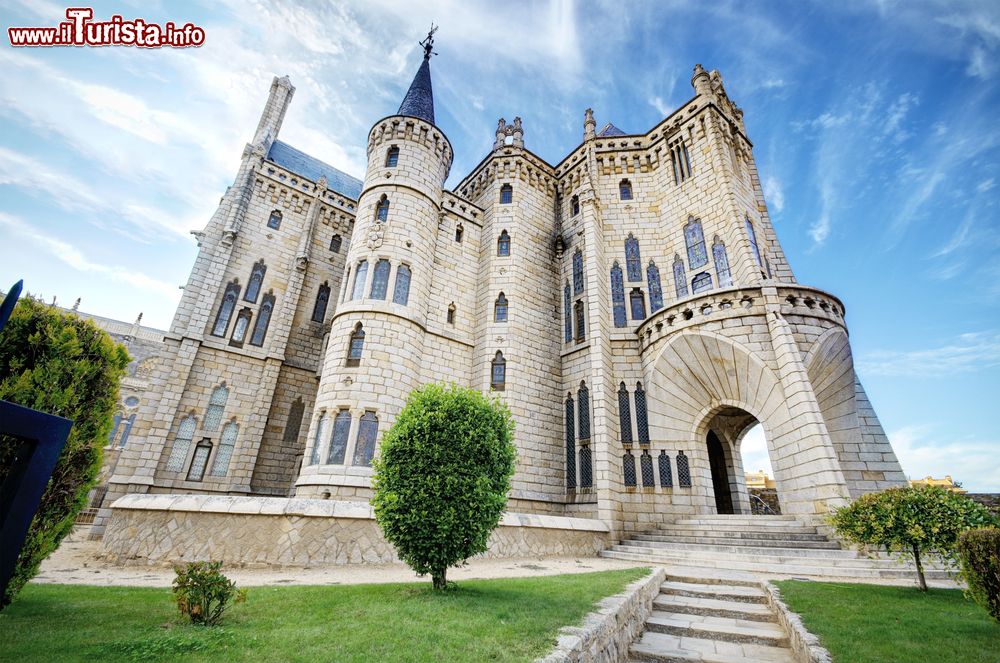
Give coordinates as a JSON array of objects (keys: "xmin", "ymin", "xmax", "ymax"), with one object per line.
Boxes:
[
  {"xmin": 774, "ymin": 580, "xmax": 1000, "ymax": 663},
  {"xmin": 0, "ymin": 568, "xmax": 648, "ymax": 662}
]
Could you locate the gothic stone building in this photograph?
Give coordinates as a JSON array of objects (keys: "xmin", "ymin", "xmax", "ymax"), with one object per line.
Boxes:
[{"xmin": 95, "ymin": 40, "xmax": 906, "ymax": 555}]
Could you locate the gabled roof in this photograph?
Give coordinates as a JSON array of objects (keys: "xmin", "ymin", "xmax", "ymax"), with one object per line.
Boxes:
[
  {"xmin": 397, "ymin": 58, "xmax": 435, "ymax": 125},
  {"xmin": 597, "ymin": 122, "xmax": 627, "ymax": 137},
  {"xmin": 266, "ymin": 140, "xmax": 363, "ymax": 200}
]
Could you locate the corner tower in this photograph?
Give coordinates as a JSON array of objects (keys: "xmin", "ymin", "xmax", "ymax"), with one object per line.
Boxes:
[{"xmin": 295, "ymin": 29, "xmax": 454, "ymax": 497}]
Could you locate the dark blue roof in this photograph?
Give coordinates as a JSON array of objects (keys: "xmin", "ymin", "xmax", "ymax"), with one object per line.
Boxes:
[
  {"xmin": 266, "ymin": 140, "xmax": 363, "ymax": 200},
  {"xmin": 597, "ymin": 122, "xmax": 627, "ymax": 137},
  {"xmin": 397, "ymin": 57, "xmax": 435, "ymax": 124}
]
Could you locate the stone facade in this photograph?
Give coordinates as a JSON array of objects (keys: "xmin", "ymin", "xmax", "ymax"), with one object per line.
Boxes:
[{"xmin": 97, "ymin": 38, "xmax": 906, "ymax": 549}]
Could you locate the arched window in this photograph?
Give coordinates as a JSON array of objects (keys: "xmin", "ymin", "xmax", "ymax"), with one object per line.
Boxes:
[
  {"xmin": 250, "ymin": 292, "xmax": 274, "ymax": 346},
  {"xmin": 455, "ymin": 223, "xmax": 463, "ymax": 242},
  {"xmin": 673, "ymin": 255, "xmax": 689, "ymax": 299},
  {"xmin": 571, "ymin": 195, "xmax": 580, "ymax": 216},
  {"xmin": 352, "ymin": 260, "xmax": 368, "ymax": 300},
  {"xmin": 658, "ymin": 451, "xmax": 673, "ymax": 488},
  {"xmin": 231, "ymin": 307, "xmax": 252, "ymax": 346},
  {"xmin": 684, "ymin": 217, "xmax": 708, "ymax": 269},
  {"xmin": 647, "ymin": 261, "xmax": 663, "ymax": 313},
  {"xmin": 245, "ymin": 260, "xmax": 266, "ymax": 303},
  {"xmin": 677, "ymin": 450, "xmax": 691, "ymax": 487},
  {"xmin": 625, "ymin": 234, "xmax": 642, "ymax": 281},
  {"xmin": 267, "ymin": 210, "xmax": 282, "ymax": 230},
  {"xmin": 108, "ymin": 414, "xmax": 122, "ymax": 446},
  {"xmin": 611, "ymin": 262, "xmax": 627, "ymax": 327},
  {"xmin": 165, "ymin": 416, "xmax": 197, "ymax": 472},
  {"xmin": 385, "ymin": 145, "xmax": 399, "ymax": 167},
  {"xmin": 310, "ymin": 412, "xmax": 329, "ymax": 465},
  {"xmin": 623, "ymin": 452, "xmax": 637, "ymax": 487},
  {"xmin": 211, "ymin": 281, "xmax": 240, "ymax": 337},
  {"xmin": 572, "ymin": 249, "xmax": 584, "ymax": 293},
  {"xmin": 500, "ymin": 183, "xmax": 513, "ymax": 204},
  {"xmin": 497, "ymin": 230, "xmax": 510, "ymax": 256},
  {"xmin": 118, "ymin": 413, "xmax": 136, "ymax": 449},
  {"xmin": 204, "ymin": 384, "xmax": 229, "ymax": 432},
  {"xmin": 574, "ymin": 300, "xmax": 585, "ymax": 341},
  {"xmin": 330, "ymin": 234, "xmax": 342, "ymax": 253},
  {"xmin": 577, "ymin": 382, "xmax": 590, "ymax": 441},
  {"xmin": 352, "ymin": 411, "xmax": 378, "ymax": 466},
  {"xmin": 691, "ymin": 272, "xmax": 713, "ymax": 294},
  {"xmin": 563, "ymin": 282, "xmax": 572, "ymax": 342},
  {"xmin": 619, "ymin": 179, "xmax": 633, "ymax": 200},
  {"xmin": 618, "ymin": 382, "xmax": 632, "ymax": 443},
  {"xmin": 712, "ymin": 237, "xmax": 732, "ymax": 287},
  {"xmin": 375, "ymin": 195, "xmax": 390, "ymax": 223},
  {"xmin": 186, "ymin": 438, "xmax": 212, "ymax": 481},
  {"xmin": 370, "ymin": 259, "xmax": 391, "ymax": 299},
  {"xmin": 634, "ymin": 382, "xmax": 649, "ymax": 444},
  {"xmin": 446, "ymin": 302, "xmax": 456, "ymax": 325},
  {"xmin": 210, "ymin": 420, "xmax": 239, "ymax": 477},
  {"xmin": 346, "ymin": 323, "xmax": 364, "ymax": 366},
  {"xmin": 392, "ymin": 264, "xmax": 411, "ymax": 305},
  {"xmin": 579, "ymin": 445, "xmax": 593, "ymax": 488},
  {"xmin": 641, "ymin": 450, "xmax": 655, "ymax": 487},
  {"xmin": 629, "ymin": 288, "xmax": 646, "ymax": 320},
  {"xmin": 328, "ymin": 409, "xmax": 352, "ymax": 465},
  {"xmin": 494, "ymin": 292, "xmax": 508, "ymax": 322},
  {"xmin": 671, "ymin": 141, "xmax": 693, "ymax": 184},
  {"xmin": 283, "ymin": 397, "xmax": 305, "ymax": 444},
  {"xmin": 312, "ymin": 281, "xmax": 331, "ymax": 322},
  {"xmin": 565, "ymin": 394, "xmax": 576, "ymax": 490},
  {"xmin": 745, "ymin": 215, "xmax": 763, "ymax": 266},
  {"xmin": 491, "ymin": 351, "xmax": 506, "ymax": 390}
]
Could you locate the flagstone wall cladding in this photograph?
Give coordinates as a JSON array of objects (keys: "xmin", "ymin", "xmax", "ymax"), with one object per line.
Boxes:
[{"xmin": 97, "ymin": 64, "xmax": 907, "ymax": 547}]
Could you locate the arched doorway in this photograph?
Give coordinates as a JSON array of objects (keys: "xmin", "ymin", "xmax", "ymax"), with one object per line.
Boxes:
[
  {"xmin": 702, "ymin": 406, "xmax": 780, "ymax": 516},
  {"xmin": 707, "ymin": 431, "xmax": 734, "ymax": 514}
]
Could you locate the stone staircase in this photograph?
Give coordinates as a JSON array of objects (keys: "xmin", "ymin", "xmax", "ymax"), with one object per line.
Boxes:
[
  {"xmin": 601, "ymin": 514, "xmax": 951, "ymax": 581},
  {"xmin": 628, "ymin": 571, "xmax": 796, "ymax": 662}
]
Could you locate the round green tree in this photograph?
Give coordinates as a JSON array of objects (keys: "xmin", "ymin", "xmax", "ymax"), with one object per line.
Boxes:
[
  {"xmin": 372, "ymin": 383, "xmax": 516, "ymax": 589},
  {"xmin": 0, "ymin": 296, "xmax": 130, "ymax": 608},
  {"xmin": 830, "ymin": 485, "xmax": 998, "ymax": 591}
]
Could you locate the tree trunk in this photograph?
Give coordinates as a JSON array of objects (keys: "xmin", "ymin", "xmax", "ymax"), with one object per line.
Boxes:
[
  {"xmin": 912, "ymin": 544, "xmax": 927, "ymax": 592},
  {"xmin": 432, "ymin": 568, "xmax": 447, "ymax": 590}
]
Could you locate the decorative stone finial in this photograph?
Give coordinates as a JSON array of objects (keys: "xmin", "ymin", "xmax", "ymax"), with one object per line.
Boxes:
[
  {"xmin": 691, "ymin": 63, "xmax": 712, "ymax": 96},
  {"xmin": 71, "ymin": 297, "xmax": 81, "ymax": 311},
  {"xmin": 584, "ymin": 108, "xmax": 596, "ymax": 141}
]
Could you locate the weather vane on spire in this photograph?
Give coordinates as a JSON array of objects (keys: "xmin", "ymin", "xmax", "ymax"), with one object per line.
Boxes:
[{"xmin": 420, "ymin": 24, "xmax": 438, "ymax": 60}]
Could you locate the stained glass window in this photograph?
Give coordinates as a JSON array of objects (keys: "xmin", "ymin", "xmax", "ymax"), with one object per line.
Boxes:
[
  {"xmin": 494, "ymin": 293, "xmax": 508, "ymax": 322},
  {"xmin": 625, "ymin": 234, "xmax": 642, "ymax": 281},
  {"xmin": 328, "ymin": 410, "xmax": 351, "ymax": 465},
  {"xmin": 565, "ymin": 395, "xmax": 576, "ymax": 490},
  {"xmin": 692, "ymin": 272, "xmax": 713, "ymax": 294},
  {"xmin": 231, "ymin": 308, "xmax": 252, "ymax": 345},
  {"xmin": 629, "ymin": 288, "xmax": 646, "ymax": 321},
  {"xmin": 611, "ymin": 262, "xmax": 626, "ymax": 327},
  {"xmin": 713, "ymin": 238, "xmax": 732, "ymax": 287},
  {"xmin": 500, "ymin": 184, "xmax": 513, "ymax": 204},
  {"xmin": 211, "ymin": 282, "xmax": 240, "ymax": 337},
  {"xmin": 572, "ymin": 250, "xmax": 584, "ymax": 293},
  {"xmin": 312, "ymin": 282, "xmax": 331, "ymax": 321},
  {"xmin": 165, "ymin": 416, "xmax": 196, "ymax": 472},
  {"xmin": 635, "ymin": 382, "xmax": 649, "ymax": 444},
  {"xmin": 210, "ymin": 421, "xmax": 238, "ymax": 476},
  {"xmin": 352, "ymin": 411, "xmax": 378, "ymax": 466},
  {"xmin": 267, "ymin": 210, "xmax": 282, "ymax": 229},
  {"xmin": 578, "ymin": 382, "xmax": 590, "ymax": 441},
  {"xmin": 369, "ymin": 260, "xmax": 390, "ymax": 300},
  {"xmin": 245, "ymin": 260, "xmax": 266, "ymax": 302},
  {"xmin": 376, "ymin": 195, "xmax": 389, "ymax": 222},
  {"xmin": 204, "ymin": 385, "xmax": 229, "ymax": 432},
  {"xmin": 746, "ymin": 216, "xmax": 762, "ymax": 266},
  {"xmin": 498, "ymin": 230, "xmax": 510, "ymax": 256},
  {"xmin": 346, "ymin": 324, "xmax": 364, "ymax": 366},
  {"xmin": 647, "ymin": 261, "xmax": 663, "ymax": 312},
  {"xmin": 310, "ymin": 413, "xmax": 328, "ymax": 465},
  {"xmin": 250, "ymin": 293, "xmax": 274, "ymax": 346},
  {"xmin": 186, "ymin": 439, "xmax": 212, "ymax": 481},
  {"xmin": 673, "ymin": 256, "xmax": 689, "ymax": 299},
  {"xmin": 385, "ymin": 146, "xmax": 399, "ymax": 167},
  {"xmin": 618, "ymin": 382, "xmax": 632, "ymax": 443},
  {"xmin": 563, "ymin": 282, "xmax": 572, "ymax": 342},
  {"xmin": 685, "ymin": 218, "xmax": 708, "ymax": 269},
  {"xmin": 619, "ymin": 179, "xmax": 632, "ymax": 200},
  {"xmin": 491, "ymin": 351, "xmax": 506, "ymax": 390},
  {"xmin": 658, "ymin": 451, "xmax": 673, "ymax": 488},
  {"xmin": 392, "ymin": 264, "xmax": 411, "ymax": 305},
  {"xmin": 574, "ymin": 300, "xmax": 585, "ymax": 341},
  {"xmin": 283, "ymin": 397, "xmax": 305, "ymax": 444},
  {"xmin": 352, "ymin": 261, "xmax": 368, "ymax": 300}
]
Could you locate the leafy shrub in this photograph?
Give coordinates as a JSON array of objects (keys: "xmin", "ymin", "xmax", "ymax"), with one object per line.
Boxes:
[
  {"xmin": 172, "ymin": 561, "xmax": 247, "ymax": 626},
  {"xmin": 0, "ymin": 297, "xmax": 130, "ymax": 608},
  {"xmin": 957, "ymin": 528, "xmax": 1000, "ymax": 623},
  {"xmin": 372, "ymin": 383, "xmax": 516, "ymax": 589},
  {"xmin": 830, "ymin": 485, "xmax": 998, "ymax": 591}
]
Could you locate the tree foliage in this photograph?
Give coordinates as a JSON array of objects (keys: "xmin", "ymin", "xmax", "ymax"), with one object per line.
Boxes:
[
  {"xmin": 372, "ymin": 383, "xmax": 516, "ymax": 589},
  {"xmin": 172, "ymin": 561, "xmax": 247, "ymax": 625},
  {"xmin": 830, "ymin": 485, "xmax": 998, "ymax": 591},
  {"xmin": 0, "ymin": 297, "xmax": 129, "ymax": 608},
  {"xmin": 957, "ymin": 528, "xmax": 1000, "ymax": 623}
]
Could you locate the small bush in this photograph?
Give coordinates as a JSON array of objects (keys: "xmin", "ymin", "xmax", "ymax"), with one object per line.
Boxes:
[
  {"xmin": 172, "ymin": 561, "xmax": 246, "ymax": 626},
  {"xmin": 957, "ymin": 528, "xmax": 1000, "ymax": 623}
]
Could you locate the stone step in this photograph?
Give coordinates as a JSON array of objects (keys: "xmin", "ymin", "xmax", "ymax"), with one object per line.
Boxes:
[
  {"xmin": 653, "ymin": 594, "xmax": 776, "ymax": 622},
  {"xmin": 611, "ymin": 544, "xmax": 951, "ymax": 569},
  {"xmin": 673, "ymin": 516, "xmax": 799, "ymax": 526},
  {"xmin": 645, "ymin": 611, "xmax": 790, "ymax": 648},
  {"xmin": 662, "ymin": 523, "xmax": 819, "ymax": 535},
  {"xmin": 635, "ymin": 532, "xmax": 835, "ymax": 545},
  {"xmin": 660, "ymin": 580, "xmax": 768, "ymax": 604},
  {"xmin": 628, "ymin": 631, "xmax": 795, "ymax": 663},
  {"xmin": 622, "ymin": 539, "xmax": 854, "ymax": 557},
  {"xmin": 602, "ymin": 549, "xmax": 953, "ymax": 579}
]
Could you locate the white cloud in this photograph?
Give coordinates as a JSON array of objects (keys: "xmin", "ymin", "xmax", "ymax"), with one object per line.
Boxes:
[
  {"xmin": 857, "ymin": 331, "xmax": 1000, "ymax": 377},
  {"xmin": 763, "ymin": 175, "xmax": 785, "ymax": 213},
  {"xmin": 649, "ymin": 96, "xmax": 673, "ymax": 116},
  {"xmin": 890, "ymin": 424, "xmax": 1000, "ymax": 492},
  {"xmin": 977, "ymin": 177, "xmax": 996, "ymax": 193}
]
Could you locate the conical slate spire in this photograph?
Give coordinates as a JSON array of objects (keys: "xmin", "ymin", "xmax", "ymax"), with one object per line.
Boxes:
[{"xmin": 397, "ymin": 27, "xmax": 437, "ymax": 125}]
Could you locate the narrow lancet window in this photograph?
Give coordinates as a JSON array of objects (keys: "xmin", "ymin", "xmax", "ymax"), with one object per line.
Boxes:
[
  {"xmin": 500, "ymin": 184, "xmax": 513, "ymax": 204},
  {"xmin": 685, "ymin": 217, "xmax": 708, "ymax": 269},
  {"xmin": 392, "ymin": 264, "xmax": 411, "ymax": 305},
  {"xmin": 267, "ymin": 210, "xmax": 282, "ymax": 229},
  {"xmin": 611, "ymin": 262, "xmax": 627, "ymax": 328},
  {"xmin": 619, "ymin": 179, "xmax": 632, "ymax": 200},
  {"xmin": 211, "ymin": 281, "xmax": 240, "ymax": 337},
  {"xmin": 491, "ymin": 351, "xmax": 506, "ymax": 390},
  {"xmin": 210, "ymin": 420, "xmax": 239, "ymax": 477},
  {"xmin": 647, "ymin": 261, "xmax": 663, "ymax": 313},
  {"xmin": 375, "ymin": 195, "xmax": 389, "ymax": 223},
  {"xmin": 618, "ymin": 382, "xmax": 632, "ymax": 443},
  {"xmin": 494, "ymin": 292, "xmax": 508, "ymax": 322},
  {"xmin": 165, "ymin": 416, "xmax": 197, "ymax": 472},
  {"xmin": 312, "ymin": 281, "xmax": 331, "ymax": 322},
  {"xmin": 574, "ymin": 300, "xmax": 585, "ymax": 341},
  {"xmin": 352, "ymin": 411, "xmax": 378, "ymax": 466},
  {"xmin": 563, "ymin": 282, "xmax": 573, "ymax": 342},
  {"xmin": 673, "ymin": 255, "xmax": 689, "ymax": 299},
  {"xmin": 497, "ymin": 230, "xmax": 510, "ymax": 256},
  {"xmin": 578, "ymin": 382, "xmax": 590, "ymax": 441},
  {"xmin": 385, "ymin": 145, "xmax": 399, "ymax": 167},
  {"xmin": 635, "ymin": 382, "xmax": 649, "ymax": 444},
  {"xmin": 230, "ymin": 308, "xmax": 252, "ymax": 346},
  {"xmin": 328, "ymin": 410, "xmax": 351, "ymax": 465},
  {"xmin": 629, "ymin": 288, "xmax": 646, "ymax": 320},
  {"xmin": 245, "ymin": 260, "xmax": 266, "ymax": 303},
  {"xmin": 572, "ymin": 250, "xmax": 584, "ymax": 293},
  {"xmin": 370, "ymin": 259, "xmax": 390, "ymax": 300},
  {"xmin": 745, "ymin": 215, "xmax": 763, "ymax": 267},
  {"xmin": 713, "ymin": 237, "xmax": 733, "ymax": 287},
  {"xmin": 204, "ymin": 384, "xmax": 229, "ymax": 432},
  {"xmin": 352, "ymin": 260, "xmax": 368, "ymax": 300},
  {"xmin": 625, "ymin": 234, "xmax": 642, "ymax": 281},
  {"xmin": 249, "ymin": 292, "xmax": 274, "ymax": 346},
  {"xmin": 565, "ymin": 395, "xmax": 576, "ymax": 490},
  {"xmin": 346, "ymin": 323, "xmax": 364, "ymax": 366}
]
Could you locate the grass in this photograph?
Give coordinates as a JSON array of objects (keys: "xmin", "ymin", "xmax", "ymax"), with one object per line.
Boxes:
[
  {"xmin": 0, "ymin": 568, "xmax": 648, "ymax": 662},
  {"xmin": 774, "ymin": 580, "xmax": 1000, "ymax": 663}
]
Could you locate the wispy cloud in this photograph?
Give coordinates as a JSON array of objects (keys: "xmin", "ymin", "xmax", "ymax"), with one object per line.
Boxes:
[
  {"xmin": 890, "ymin": 424, "xmax": 1000, "ymax": 492},
  {"xmin": 857, "ymin": 331, "xmax": 1000, "ymax": 377},
  {"xmin": 977, "ymin": 177, "xmax": 996, "ymax": 193},
  {"xmin": 763, "ymin": 175, "xmax": 785, "ymax": 213}
]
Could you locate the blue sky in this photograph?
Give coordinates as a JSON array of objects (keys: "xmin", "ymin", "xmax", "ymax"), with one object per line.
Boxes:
[{"xmin": 1, "ymin": 1, "xmax": 998, "ymax": 490}]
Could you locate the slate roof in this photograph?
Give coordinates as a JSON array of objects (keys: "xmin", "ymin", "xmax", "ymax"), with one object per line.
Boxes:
[
  {"xmin": 397, "ymin": 58, "xmax": 435, "ymax": 125},
  {"xmin": 597, "ymin": 122, "xmax": 627, "ymax": 137},
  {"xmin": 266, "ymin": 140, "xmax": 363, "ymax": 200}
]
